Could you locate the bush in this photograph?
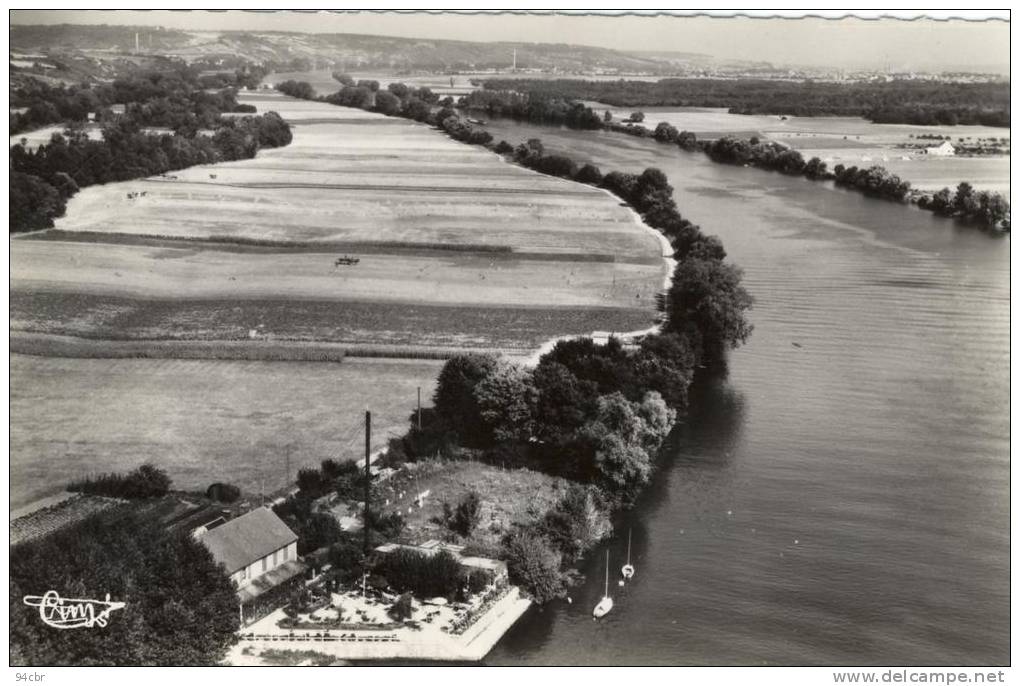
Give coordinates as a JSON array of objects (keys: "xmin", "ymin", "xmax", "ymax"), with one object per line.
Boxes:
[
  {"xmin": 67, "ymin": 464, "xmax": 171, "ymax": 499},
  {"xmin": 374, "ymin": 548, "xmax": 465, "ymax": 598},
  {"xmin": 275, "ymin": 80, "xmax": 316, "ymax": 100},
  {"xmin": 501, "ymin": 531, "xmax": 565, "ymax": 603},
  {"xmin": 666, "ymin": 257, "xmax": 754, "ymax": 355},
  {"xmin": 297, "ymin": 468, "xmax": 328, "ymax": 497},
  {"xmin": 433, "ymin": 353, "xmax": 499, "ymax": 446},
  {"xmin": 374, "ymin": 90, "xmax": 401, "ymax": 116},
  {"xmin": 389, "ymin": 592, "xmax": 414, "ymax": 621},
  {"xmin": 474, "ymin": 359, "xmax": 539, "ymax": 444},
  {"xmin": 574, "ymin": 163, "xmax": 603, "ymax": 185},
  {"xmin": 387, "ymin": 407, "xmax": 456, "ymax": 462},
  {"xmin": 206, "ymin": 482, "xmax": 240, "ymax": 503},
  {"xmin": 273, "ymin": 496, "xmax": 343, "ymax": 555},
  {"xmin": 443, "ymin": 491, "xmax": 482, "ymax": 537},
  {"xmin": 10, "ymin": 172, "xmax": 66, "ymax": 232},
  {"xmin": 327, "ymin": 534, "xmax": 366, "ymax": 582},
  {"xmin": 365, "ymin": 510, "xmax": 405, "ymax": 540},
  {"xmin": 534, "ymin": 154, "xmax": 577, "ymax": 178},
  {"xmin": 539, "ymin": 484, "xmax": 612, "ymax": 562}
]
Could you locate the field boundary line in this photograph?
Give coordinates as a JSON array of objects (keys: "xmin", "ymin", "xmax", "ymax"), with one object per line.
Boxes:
[{"xmin": 9, "ymin": 331, "xmax": 531, "ymax": 363}]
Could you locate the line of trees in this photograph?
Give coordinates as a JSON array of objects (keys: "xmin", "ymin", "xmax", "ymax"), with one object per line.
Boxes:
[
  {"xmin": 11, "ymin": 68, "xmax": 265, "ymax": 135},
  {"xmin": 916, "ymin": 181, "xmax": 1011, "ymax": 229},
  {"xmin": 459, "ymin": 89, "xmax": 604, "ymax": 129},
  {"xmin": 452, "ymin": 80, "xmax": 1009, "ymax": 230},
  {"xmin": 612, "ymin": 120, "xmax": 1009, "ymax": 230},
  {"xmin": 10, "ymin": 66, "xmax": 294, "ymax": 233},
  {"xmin": 479, "ymin": 77, "xmax": 1010, "ymax": 127},
  {"xmin": 10, "ymin": 111, "xmax": 292, "ymax": 233}
]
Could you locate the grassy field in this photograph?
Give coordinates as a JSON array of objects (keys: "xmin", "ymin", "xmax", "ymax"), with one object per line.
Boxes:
[
  {"xmin": 13, "ymin": 92, "xmax": 665, "ymax": 351},
  {"xmin": 51, "ymin": 95, "xmax": 659, "ymax": 258},
  {"xmin": 11, "ymin": 238, "xmax": 663, "ymax": 309},
  {"xmin": 10, "ymin": 354, "xmax": 444, "ymax": 510},
  {"xmin": 375, "ymin": 460, "xmax": 570, "ymax": 551}
]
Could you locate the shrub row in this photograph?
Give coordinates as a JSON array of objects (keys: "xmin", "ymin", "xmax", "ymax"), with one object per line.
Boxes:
[{"xmin": 67, "ymin": 464, "xmax": 171, "ymax": 499}]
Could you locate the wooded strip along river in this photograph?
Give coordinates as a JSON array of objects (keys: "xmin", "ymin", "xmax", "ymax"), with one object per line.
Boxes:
[{"xmin": 478, "ymin": 121, "xmax": 1009, "ymax": 665}]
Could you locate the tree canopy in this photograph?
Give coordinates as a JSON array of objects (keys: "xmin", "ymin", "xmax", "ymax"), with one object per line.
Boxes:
[{"xmin": 10, "ymin": 509, "xmax": 238, "ymax": 665}]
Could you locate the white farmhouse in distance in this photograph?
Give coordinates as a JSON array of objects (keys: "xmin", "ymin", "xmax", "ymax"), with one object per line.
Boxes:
[{"xmin": 923, "ymin": 140, "xmax": 956, "ymax": 156}]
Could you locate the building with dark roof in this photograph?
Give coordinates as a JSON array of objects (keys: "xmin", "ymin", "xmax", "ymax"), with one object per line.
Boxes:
[{"xmin": 198, "ymin": 507, "xmax": 306, "ymax": 625}]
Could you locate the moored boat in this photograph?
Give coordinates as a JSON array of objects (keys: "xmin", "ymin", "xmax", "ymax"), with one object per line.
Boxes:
[{"xmin": 593, "ymin": 551, "xmax": 614, "ymax": 618}]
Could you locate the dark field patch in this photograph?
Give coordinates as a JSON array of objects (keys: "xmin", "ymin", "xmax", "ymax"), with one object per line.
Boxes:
[{"xmin": 11, "ymin": 291, "xmax": 654, "ymax": 351}]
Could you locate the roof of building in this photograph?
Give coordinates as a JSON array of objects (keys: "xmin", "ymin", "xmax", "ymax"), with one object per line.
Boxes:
[
  {"xmin": 460, "ymin": 555, "xmax": 508, "ymax": 575},
  {"xmin": 200, "ymin": 507, "xmax": 297, "ymax": 574},
  {"xmin": 236, "ymin": 559, "xmax": 307, "ymax": 605}
]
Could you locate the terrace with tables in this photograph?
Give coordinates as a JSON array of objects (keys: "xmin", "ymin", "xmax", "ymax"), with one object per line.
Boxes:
[{"xmin": 229, "ymin": 576, "xmax": 529, "ymax": 662}]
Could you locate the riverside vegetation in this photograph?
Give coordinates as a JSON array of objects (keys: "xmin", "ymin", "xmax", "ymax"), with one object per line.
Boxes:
[
  {"xmin": 268, "ymin": 78, "xmax": 753, "ymax": 601},
  {"xmin": 476, "ymin": 77, "xmax": 1010, "ymax": 127},
  {"xmin": 461, "ymin": 88, "xmax": 1010, "ymax": 231}
]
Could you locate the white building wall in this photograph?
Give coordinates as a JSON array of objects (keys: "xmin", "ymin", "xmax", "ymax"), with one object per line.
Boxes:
[{"xmin": 232, "ymin": 542, "xmax": 297, "ymax": 588}]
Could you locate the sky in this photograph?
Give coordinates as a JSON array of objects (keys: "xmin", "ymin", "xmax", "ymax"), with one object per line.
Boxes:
[{"xmin": 8, "ymin": 10, "xmax": 1011, "ymax": 73}]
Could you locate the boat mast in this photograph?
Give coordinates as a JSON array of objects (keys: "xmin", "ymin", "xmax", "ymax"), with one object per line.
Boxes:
[{"xmin": 604, "ymin": 551, "xmax": 609, "ymax": 597}]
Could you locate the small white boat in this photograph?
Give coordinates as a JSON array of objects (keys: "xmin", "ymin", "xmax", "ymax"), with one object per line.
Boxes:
[
  {"xmin": 593, "ymin": 551, "xmax": 614, "ymax": 618},
  {"xmin": 621, "ymin": 529, "xmax": 635, "ymax": 580}
]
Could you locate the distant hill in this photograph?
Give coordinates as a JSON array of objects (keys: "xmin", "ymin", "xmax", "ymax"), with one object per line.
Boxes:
[
  {"xmin": 10, "ymin": 24, "xmax": 742, "ymax": 76},
  {"xmin": 627, "ymin": 49, "xmax": 774, "ymax": 71}
]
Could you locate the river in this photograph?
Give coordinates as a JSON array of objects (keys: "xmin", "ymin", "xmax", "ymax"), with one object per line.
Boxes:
[{"xmin": 478, "ymin": 120, "xmax": 1010, "ymax": 665}]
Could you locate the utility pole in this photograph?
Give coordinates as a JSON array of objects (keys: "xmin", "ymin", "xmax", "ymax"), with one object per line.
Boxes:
[
  {"xmin": 363, "ymin": 410, "xmax": 372, "ymax": 555},
  {"xmin": 417, "ymin": 387, "xmax": 422, "ymax": 430}
]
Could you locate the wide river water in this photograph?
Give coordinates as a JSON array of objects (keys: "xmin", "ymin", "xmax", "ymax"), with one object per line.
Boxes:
[{"xmin": 478, "ymin": 121, "xmax": 1010, "ymax": 665}]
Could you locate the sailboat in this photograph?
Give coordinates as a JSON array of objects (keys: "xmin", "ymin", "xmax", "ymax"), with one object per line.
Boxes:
[
  {"xmin": 593, "ymin": 551, "xmax": 614, "ymax": 618},
  {"xmin": 621, "ymin": 529, "xmax": 635, "ymax": 580}
]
